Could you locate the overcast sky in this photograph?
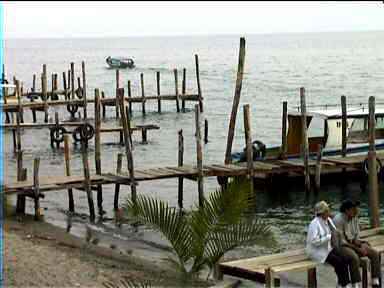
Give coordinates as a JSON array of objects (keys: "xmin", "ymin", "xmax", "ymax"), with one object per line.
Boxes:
[{"xmin": 2, "ymin": 1, "xmax": 384, "ymax": 38}]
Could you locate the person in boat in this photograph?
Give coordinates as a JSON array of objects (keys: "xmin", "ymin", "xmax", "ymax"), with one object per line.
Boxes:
[
  {"xmin": 306, "ymin": 201, "xmax": 352, "ymax": 288},
  {"xmin": 333, "ymin": 199, "xmax": 381, "ymax": 288}
]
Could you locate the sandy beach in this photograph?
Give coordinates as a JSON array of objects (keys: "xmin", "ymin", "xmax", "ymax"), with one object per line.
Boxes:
[{"xmin": 3, "ymin": 215, "xmax": 212, "ymax": 288}]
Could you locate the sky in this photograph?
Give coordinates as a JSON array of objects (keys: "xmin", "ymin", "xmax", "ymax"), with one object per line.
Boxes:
[{"xmin": 2, "ymin": 1, "xmax": 384, "ymax": 38}]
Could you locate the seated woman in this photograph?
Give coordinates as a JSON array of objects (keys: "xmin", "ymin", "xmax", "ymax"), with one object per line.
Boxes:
[{"xmin": 306, "ymin": 201, "xmax": 352, "ymax": 288}]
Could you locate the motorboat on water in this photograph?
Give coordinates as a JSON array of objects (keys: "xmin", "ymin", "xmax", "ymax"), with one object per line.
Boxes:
[
  {"xmin": 233, "ymin": 103, "xmax": 384, "ymax": 163},
  {"xmin": 106, "ymin": 56, "xmax": 135, "ymax": 69}
]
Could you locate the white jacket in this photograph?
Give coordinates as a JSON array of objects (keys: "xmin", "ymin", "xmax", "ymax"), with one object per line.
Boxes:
[{"xmin": 305, "ymin": 216, "xmax": 336, "ymax": 263}]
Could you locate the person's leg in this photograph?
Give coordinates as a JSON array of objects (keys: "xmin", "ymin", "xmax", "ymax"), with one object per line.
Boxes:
[
  {"xmin": 364, "ymin": 245, "xmax": 381, "ymax": 285},
  {"xmin": 339, "ymin": 246, "xmax": 361, "ymax": 285},
  {"xmin": 326, "ymin": 249, "xmax": 351, "ymax": 287}
]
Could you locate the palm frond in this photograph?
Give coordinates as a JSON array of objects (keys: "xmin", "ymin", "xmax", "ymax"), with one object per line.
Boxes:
[{"xmin": 125, "ymin": 195, "xmax": 193, "ymax": 266}]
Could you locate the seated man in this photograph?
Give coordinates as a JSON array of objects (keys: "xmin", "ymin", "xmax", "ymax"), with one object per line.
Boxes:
[{"xmin": 333, "ymin": 199, "xmax": 381, "ymax": 288}]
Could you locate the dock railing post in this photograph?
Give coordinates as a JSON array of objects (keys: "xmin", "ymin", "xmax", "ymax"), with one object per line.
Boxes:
[
  {"xmin": 174, "ymin": 68, "xmax": 180, "ymax": 112},
  {"xmin": 115, "ymin": 69, "xmax": 120, "ymax": 119},
  {"xmin": 156, "ymin": 71, "xmax": 161, "ymax": 113},
  {"xmin": 182, "ymin": 68, "xmax": 186, "ymax": 112},
  {"xmin": 368, "ymin": 96, "xmax": 380, "ymax": 228},
  {"xmin": 140, "ymin": 73, "xmax": 146, "ymax": 116},
  {"xmin": 33, "ymin": 157, "xmax": 41, "ymax": 220},
  {"xmin": 243, "ymin": 104, "xmax": 254, "ymax": 195},
  {"xmin": 224, "ymin": 37, "xmax": 246, "ymax": 165},
  {"xmin": 281, "ymin": 101, "xmax": 288, "ymax": 159},
  {"xmin": 195, "ymin": 54, "xmax": 203, "ymax": 112},
  {"xmin": 178, "ymin": 129, "xmax": 184, "ymax": 210},
  {"xmin": 95, "ymin": 88, "xmax": 103, "ymax": 215},
  {"xmin": 114, "ymin": 153, "xmax": 123, "ymax": 211},
  {"xmin": 195, "ymin": 104, "xmax": 204, "ymax": 207},
  {"xmin": 64, "ymin": 134, "xmax": 75, "ymax": 213},
  {"xmin": 300, "ymin": 87, "xmax": 311, "ymax": 195},
  {"xmin": 118, "ymin": 88, "xmax": 137, "ymax": 204},
  {"xmin": 127, "ymin": 80, "xmax": 132, "ymax": 117},
  {"xmin": 82, "ymin": 61, "xmax": 87, "ymax": 119}
]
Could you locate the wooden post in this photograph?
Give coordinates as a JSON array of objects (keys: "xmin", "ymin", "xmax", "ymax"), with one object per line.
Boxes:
[
  {"xmin": 368, "ymin": 96, "xmax": 380, "ymax": 228},
  {"xmin": 62, "ymin": 72, "xmax": 67, "ymax": 100},
  {"xmin": 81, "ymin": 125, "xmax": 95, "ymax": 222},
  {"xmin": 204, "ymin": 119, "xmax": 208, "ymax": 144},
  {"xmin": 195, "ymin": 104, "xmax": 204, "ymax": 207},
  {"xmin": 54, "ymin": 112, "xmax": 60, "ymax": 148},
  {"xmin": 15, "ymin": 81, "xmax": 22, "ymax": 152},
  {"xmin": 71, "ymin": 63, "xmax": 75, "ymax": 100},
  {"xmin": 182, "ymin": 68, "xmax": 186, "ymax": 112},
  {"xmin": 243, "ymin": 104, "xmax": 254, "ymax": 195},
  {"xmin": 300, "ymin": 87, "xmax": 311, "ymax": 195},
  {"xmin": 42, "ymin": 72, "xmax": 49, "ymax": 123},
  {"xmin": 314, "ymin": 145, "xmax": 323, "ymax": 195},
  {"xmin": 115, "ymin": 69, "xmax": 120, "ymax": 119},
  {"xmin": 341, "ymin": 95, "xmax": 348, "ymax": 194},
  {"xmin": 118, "ymin": 88, "xmax": 137, "ymax": 203},
  {"xmin": 265, "ymin": 267, "xmax": 274, "ymax": 288},
  {"xmin": 82, "ymin": 61, "xmax": 87, "ymax": 119},
  {"xmin": 156, "ymin": 71, "xmax": 161, "ymax": 113},
  {"xmin": 224, "ymin": 37, "xmax": 246, "ymax": 164},
  {"xmin": 140, "ymin": 73, "xmax": 146, "ymax": 116},
  {"xmin": 16, "ymin": 80, "xmax": 24, "ymax": 124},
  {"xmin": 33, "ymin": 158, "xmax": 41, "ymax": 220},
  {"xmin": 94, "ymin": 88, "xmax": 103, "ymax": 214},
  {"xmin": 195, "ymin": 54, "xmax": 203, "ymax": 112},
  {"xmin": 307, "ymin": 267, "xmax": 317, "ymax": 288},
  {"xmin": 64, "ymin": 135, "xmax": 74, "ymax": 212},
  {"xmin": 101, "ymin": 91, "xmax": 106, "ymax": 118},
  {"xmin": 16, "ymin": 150, "xmax": 26, "ymax": 214},
  {"xmin": 127, "ymin": 80, "xmax": 132, "ymax": 116},
  {"xmin": 174, "ymin": 69, "xmax": 180, "ymax": 112},
  {"xmin": 67, "ymin": 69, "xmax": 71, "ymax": 96},
  {"xmin": 32, "ymin": 74, "xmax": 36, "ymax": 92},
  {"xmin": 281, "ymin": 101, "xmax": 288, "ymax": 159},
  {"xmin": 114, "ymin": 153, "xmax": 123, "ymax": 211},
  {"xmin": 178, "ymin": 130, "xmax": 184, "ymax": 210}
]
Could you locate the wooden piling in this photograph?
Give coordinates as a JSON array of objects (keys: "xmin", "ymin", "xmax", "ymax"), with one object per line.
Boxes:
[
  {"xmin": 41, "ymin": 72, "xmax": 49, "ymax": 122},
  {"xmin": 16, "ymin": 150, "xmax": 26, "ymax": 214},
  {"xmin": 195, "ymin": 104, "xmax": 204, "ymax": 206},
  {"xmin": 115, "ymin": 69, "xmax": 120, "ymax": 119},
  {"xmin": 101, "ymin": 91, "xmax": 106, "ymax": 118},
  {"xmin": 314, "ymin": 145, "xmax": 323, "ymax": 195},
  {"xmin": 174, "ymin": 69, "xmax": 180, "ymax": 112},
  {"xmin": 33, "ymin": 158, "xmax": 41, "ymax": 220},
  {"xmin": 62, "ymin": 72, "xmax": 67, "ymax": 100},
  {"xmin": 224, "ymin": 37, "xmax": 246, "ymax": 164},
  {"xmin": 300, "ymin": 87, "xmax": 311, "ymax": 195},
  {"xmin": 64, "ymin": 134, "xmax": 74, "ymax": 212},
  {"xmin": 195, "ymin": 55, "xmax": 203, "ymax": 112},
  {"xmin": 118, "ymin": 88, "xmax": 137, "ymax": 203},
  {"xmin": 94, "ymin": 88, "xmax": 103, "ymax": 214},
  {"xmin": 114, "ymin": 153, "xmax": 123, "ymax": 211},
  {"xmin": 81, "ymin": 125, "xmax": 95, "ymax": 222},
  {"xmin": 368, "ymin": 96, "xmax": 380, "ymax": 228},
  {"xmin": 82, "ymin": 61, "xmax": 87, "ymax": 119},
  {"xmin": 67, "ymin": 70, "xmax": 71, "ymax": 96},
  {"xmin": 156, "ymin": 71, "xmax": 161, "ymax": 113},
  {"xmin": 341, "ymin": 95, "xmax": 348, "ymax": 194},
  {"xmin": 178, "ymin": 129, "xmax": 184, "ymax": 210},
  {"xmin": 281, "ymin": 101, "xmax": 288, "ymax": 159},
  {"xmin": 32, "ymin": 74, "xmax": 36, "ymax": 92},
  {"xmin": 243, "ymin": 104, "xmax": 254, "ymax": 195},
  {"xmin": 204, "ymin": 119, "xmax": 208, "ymax": 144},
  {"xmin": 54, "ymin": 112, "xmax": 60, "ymax": 148},
  {"xmin": 182, "ymin": 68, "xmax": 186, "ymax": 112},
  {"xmin": 15, "ymin": 81, "xmax": 22, "ymax": 152},
  {"xmin": 140, "ymin": 73, "xmax": 146, "ymax": 116},
  {"xmin": 16, "ymin": 80, "xmax": 24, "ymax": 124},
  {"xmin": 71, "ymin": 63, "xmax": 75, "ymax": 101},
  {"xmin": 127, "ymin": 80, "xmax": 132, "ymax": 116}
]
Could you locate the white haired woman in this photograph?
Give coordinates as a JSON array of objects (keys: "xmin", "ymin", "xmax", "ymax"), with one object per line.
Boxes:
[{"xmin": 306, "ymin": 201, "xmax": 351, "ymax": 288}]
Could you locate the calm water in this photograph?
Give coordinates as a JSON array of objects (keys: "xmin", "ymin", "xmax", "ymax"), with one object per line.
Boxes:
[{"xmin": 3, "ymin": 32, "xmax": 384, "ymax": 259}]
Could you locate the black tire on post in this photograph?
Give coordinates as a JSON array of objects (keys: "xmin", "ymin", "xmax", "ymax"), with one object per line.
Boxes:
[
  {"xmin": 72, "ymin": 123, "xmax": 94, "ymax": 143},
  {"xmin": 50, "ymin": 126, "xmax": 67, "ymax": 145},
  {"xmin": 75, "ymin": 87, "xmax": 84, "ymax": 99},
  {"xmin": 363, "ymin": 158, "xmax": 383, "ymax": 177},
  {"xmin": 67, "ymin": 103, "xmax": 79, "ymax": 117}
]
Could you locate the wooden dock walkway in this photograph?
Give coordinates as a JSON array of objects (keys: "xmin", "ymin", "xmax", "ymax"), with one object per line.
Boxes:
[{"xmin": 4, "ymin": 151, "xmax": 383, "ymax": 195}]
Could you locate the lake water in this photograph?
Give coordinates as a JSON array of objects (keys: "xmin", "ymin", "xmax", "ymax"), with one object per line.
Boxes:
[{"xmin": 3, "ymin": 31, "xmax": 384, "ymax": 262}]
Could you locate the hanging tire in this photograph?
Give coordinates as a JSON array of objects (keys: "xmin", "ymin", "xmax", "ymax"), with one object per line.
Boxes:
[
  {"xmin": 75, "ymin": 87, "xmax": 84, "ymax": 99},
  {"xmin": 67, "ymin": 103, "xmax": 79, "ymax": 115},
  {"xmin": 73, "ymin": 123, "xmax": 94, "ymax": 143},
  {"xmin": 50, "ymin": 126, "xmax": 67, "ymax": 144}
]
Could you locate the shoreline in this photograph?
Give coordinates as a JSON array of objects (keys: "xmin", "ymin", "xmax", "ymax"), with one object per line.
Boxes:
[{"xmin": 3, "ymin": 213, "xmax": 213, "ymax": 287}]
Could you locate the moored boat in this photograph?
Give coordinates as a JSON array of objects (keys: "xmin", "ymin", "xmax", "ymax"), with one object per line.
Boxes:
[{"xmin": 106, "ymin": 56, "xmax": 135, "ymax": 69}]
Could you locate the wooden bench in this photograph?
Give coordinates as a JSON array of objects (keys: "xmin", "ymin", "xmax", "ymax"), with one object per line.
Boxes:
[{"xmin": 218, "ymin": 228, "xmax": 384, "ymax": 288}]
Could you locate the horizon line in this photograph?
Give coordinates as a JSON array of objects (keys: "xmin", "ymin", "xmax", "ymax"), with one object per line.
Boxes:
[{"xmin": 3, "ymin": 29, "xmax": 384, "ymax": 40}]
